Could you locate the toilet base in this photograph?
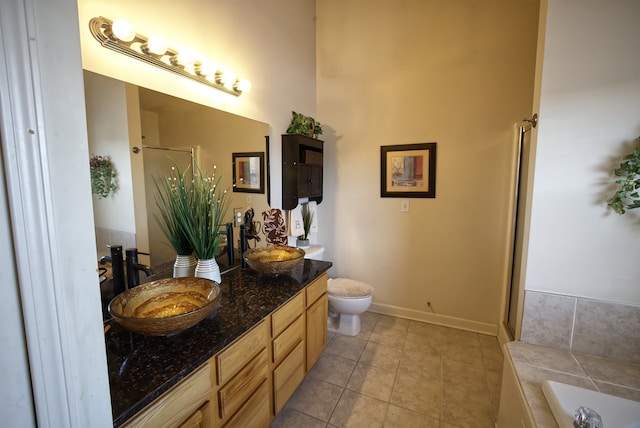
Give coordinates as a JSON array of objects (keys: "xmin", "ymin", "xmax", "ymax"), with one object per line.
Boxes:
[{"xmin": 327, "ymin": 311, "xmax": 361, "ymax": 336}]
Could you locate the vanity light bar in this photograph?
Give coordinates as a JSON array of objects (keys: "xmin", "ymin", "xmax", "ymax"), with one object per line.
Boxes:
[{"xmin": 89, "ymin": 17, "xmax": 251, "ymax": 96}]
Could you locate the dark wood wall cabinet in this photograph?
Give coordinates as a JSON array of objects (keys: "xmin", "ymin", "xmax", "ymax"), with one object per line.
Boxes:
[{"xmin": 282, "ymin": 134, "xmax": 324, "ymax": 210}]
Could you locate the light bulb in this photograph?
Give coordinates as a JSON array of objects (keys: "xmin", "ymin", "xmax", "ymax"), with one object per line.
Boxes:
[
  {"xmin": 111, "ymin": 19, "xmax": 135, "ymax": 42},
  {"xmin": 145, "ymin": 35, "xmax": 167, "ymax": 56},
  {"xmin": 175, "ymin": 50, "xmax": 196, "ymax": 67},
  {"xmin": 219, "ymin": 69, "xmax": 236, "ymax": 89},
  {"xmin": 234, "ymin": 79, "xmax": 252, "ymax": 93},
  {"xmin": 196, "ymin": 61, "xmax": 215, "ymax": 77}
]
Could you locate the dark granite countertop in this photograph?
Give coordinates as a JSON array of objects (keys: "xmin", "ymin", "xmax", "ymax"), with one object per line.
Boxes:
[{"xmin": 106, "ymin": 259, "xmax": 332, "ymax": 426}]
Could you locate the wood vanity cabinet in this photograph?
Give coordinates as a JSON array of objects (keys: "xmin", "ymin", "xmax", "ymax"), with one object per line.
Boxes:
[
  {"xmin": 281, "ymin": 134, "xmax": 323, "ymax": 210},
  {"xmin": 121, "ymin": 273, "xmax": 329, "ymax": 428}
]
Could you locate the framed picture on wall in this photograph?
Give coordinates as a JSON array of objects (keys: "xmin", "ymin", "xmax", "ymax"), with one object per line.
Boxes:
[
  {"xmin": 232, "ymin": 152, "xmax": 265, "ymax": 193},
  {"xmin": 380, "ymin": 143, "xmax": 437, "ymax": 198}
]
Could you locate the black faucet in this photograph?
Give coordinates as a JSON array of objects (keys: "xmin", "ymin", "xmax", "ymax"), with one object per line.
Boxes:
[
  {"xmin": 103, "ymin": 245, "xmax": 126, "ymax": 297},
  {"xmin": 225, "ymin": 222, "xmax": 234, "ymax": 267},
  {"xmin": 125, "ymin": 248, "xmax": 154, "ymax": 288},
  {"xmin": 239, "ymin": 225, "xmax": 248, "ymax": 268}
]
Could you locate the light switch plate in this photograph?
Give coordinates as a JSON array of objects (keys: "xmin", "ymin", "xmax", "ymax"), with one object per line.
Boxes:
[{"xmin": 401, "ymin": 199, "xmax": 409, "ymax": 212}]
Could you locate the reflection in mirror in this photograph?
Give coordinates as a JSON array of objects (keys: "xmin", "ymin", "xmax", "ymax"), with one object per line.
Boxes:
[
  {"xmin": 232, "ymin": 152, "xmax": 265, "ymax": 193},
  {"xmin": 84, "ymin": 70, "xmax": 270, "ymax": 269}
]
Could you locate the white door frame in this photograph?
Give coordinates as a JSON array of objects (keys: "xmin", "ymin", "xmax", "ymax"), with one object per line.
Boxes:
[{"xmin": 0, "ymin": 0, "xmax": 112, "ymax": 426}]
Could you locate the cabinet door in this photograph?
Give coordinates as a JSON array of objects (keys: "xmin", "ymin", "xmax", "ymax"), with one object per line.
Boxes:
[
  {"xmin": 307, "ymin": 165, "xmax": 322, "ymax": 197},
  {"xmin": 179, "ymin": 402, "xmax": 212, "ymax": 428},
  {"xmin": 297, "ymin": 165, "xmax": 322, "ymax": 198},
  {"xmin": 306, "ymin": 293, "xmax": 328, "ymax": 371},
  {"xmin": 273, "ymin": 341, "xmax": 305, "ymax": 414}
]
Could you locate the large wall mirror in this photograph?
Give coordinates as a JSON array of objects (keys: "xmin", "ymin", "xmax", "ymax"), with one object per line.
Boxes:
[{"xmin": 84, "ymin": 70, "xmax": 270, "ymax": 268}]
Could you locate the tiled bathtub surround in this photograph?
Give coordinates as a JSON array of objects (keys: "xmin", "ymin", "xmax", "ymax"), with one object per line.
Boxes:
[
  {"xmin": 95, "ymin": 226, "xmax": 136, "ymax": 258},
  {"xmin": 505, "ymin": 341, "xmax": 640, "ymax": 427},
  {"xmin": 520, "ymin": 290, "xmax": 640, "ymax": 365}
]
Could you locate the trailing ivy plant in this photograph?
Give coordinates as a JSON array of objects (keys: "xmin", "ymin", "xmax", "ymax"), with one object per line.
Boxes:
[
  {"xmin": 286, "ymin": 111, "xmax": 323, "ymax": 139},
  {"xmin": 608, "ymin": 137, "xmax": 640, "ymax": 214},
  {"xmin": 89, "ymin": 155, "xmax": 118, "ymax": 199}
]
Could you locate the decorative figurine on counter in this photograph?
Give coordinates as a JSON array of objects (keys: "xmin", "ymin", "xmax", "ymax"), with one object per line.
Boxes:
[{"xmin": 243, "ymin": 207, "xmax": 261, "ymax": 247}]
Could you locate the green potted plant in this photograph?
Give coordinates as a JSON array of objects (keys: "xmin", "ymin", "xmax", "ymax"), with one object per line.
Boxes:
[
  {"xmin": 296, "ymin": 203, "xmax": 313, "ymax": 248},
  {"xmin": 153, "ymin": 163, "xmax": 196, "ymax": 277},
  {"xmin": 89, "ymin": 155, "xmax": 118, "ymax": 198},
  {"xmin": 286, "ymin": 111, "xmax": 323, "ymax": 139},
  {"xmin": 182, "ymin": 164, "xmax": 231, "ymax": 283},
  {"xmin": 608, "ymin": 136, "xmax": 640, "ymax": 214}
]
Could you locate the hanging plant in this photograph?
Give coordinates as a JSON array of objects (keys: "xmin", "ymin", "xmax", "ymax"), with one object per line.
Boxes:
[
  {"xmin": 608, "ymin": 136, "xmax": 640, "ymax": 214},
  {"xmin": 89, "ymin": 155, "xmax": 118, "ymax": 199},
  {"xmin": 286, "ymin": 111, "xmax": 323, "ymax": 139}
]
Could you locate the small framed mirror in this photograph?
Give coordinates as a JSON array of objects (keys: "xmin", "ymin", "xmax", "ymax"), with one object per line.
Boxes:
[{"xmin": 232, "ymin": 152, "xmax": 265, "ymax": 193}]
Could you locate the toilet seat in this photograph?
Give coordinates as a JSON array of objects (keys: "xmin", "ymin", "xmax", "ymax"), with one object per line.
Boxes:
[{"xmin": 328, "ymin": 278, "xmax": 374, "ymax": 298}]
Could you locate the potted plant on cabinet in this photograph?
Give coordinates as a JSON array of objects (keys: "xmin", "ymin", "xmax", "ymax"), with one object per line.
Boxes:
[
  {"xmin": 286, "ymin": 111, "xmax": 323, "ymax": 139},
  {"xmin": 296, "ymin": 203, "xmax": 313, "ymax": 248},
  {"xmin": 608, "ymin": 136, "xmax": 640, "ymax": 214},
  {"xmin": 153, "ymin": 163, "xmax": 196, "ymax": 277}
]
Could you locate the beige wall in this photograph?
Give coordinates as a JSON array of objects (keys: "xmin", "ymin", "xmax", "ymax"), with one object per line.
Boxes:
[
  {"xmin": 317, "ymin": 0, "xmax": 539, "ymax": 332},
  {"xmin": 84, "ymin": 72, "xmax": 136, "ymax": 233},
  {"xmin": 526, "ymin": 0, "xmax": 640, "ymax": 304}
]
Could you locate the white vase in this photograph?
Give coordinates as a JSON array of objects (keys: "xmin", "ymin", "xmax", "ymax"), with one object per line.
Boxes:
[
  {"xmin": 195, "ymin": 258, "xmax": 222, "ymax": 284},
  {"xmin": 173, "ymin": 253, "xmax": 197, "ymax": 278}
]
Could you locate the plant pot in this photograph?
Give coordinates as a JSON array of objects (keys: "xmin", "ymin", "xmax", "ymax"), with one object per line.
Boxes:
[
  {"xmin": 173, "ymin": 253, "xmax": 197, "ymax": 278},
  {"xmin": 195, "ymin": 258, "xmax": 222, "ymax": 284},
  {"xmin": 296, "ymin": 238, "xmax": 310, "ymax": 248}
]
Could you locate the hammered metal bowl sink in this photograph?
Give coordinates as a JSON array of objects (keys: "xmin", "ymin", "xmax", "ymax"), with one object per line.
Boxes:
[
  {"xmin": 108, "ymin": 277, "xmax": 221, "ymax": 336},
  {"xmin": 243, "ymin": 246, "xmax": 305, "ymax": 275}
]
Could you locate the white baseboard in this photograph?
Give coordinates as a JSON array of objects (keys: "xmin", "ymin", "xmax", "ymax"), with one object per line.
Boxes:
[{"xmin": 368, "ymin": 302, "xmax": 498, "ymax": 336}]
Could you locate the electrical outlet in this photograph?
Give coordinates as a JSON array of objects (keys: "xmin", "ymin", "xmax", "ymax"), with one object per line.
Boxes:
[
  {"xmin": 233, "ymin": 207, "xmax": 243, "ymax": 226},
  {"xmin": 401, "ymin": 199, "xmax": 409, "ymax": 212}
]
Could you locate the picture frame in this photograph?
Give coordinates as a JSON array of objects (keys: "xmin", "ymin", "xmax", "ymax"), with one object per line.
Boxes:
[
  {"xmin": 232, "ymin": 152, "xmax": 265, "ymax": 193},
  {"xmin": 380, "ymin": 143, "xmax": 437, "ymax": 198}
]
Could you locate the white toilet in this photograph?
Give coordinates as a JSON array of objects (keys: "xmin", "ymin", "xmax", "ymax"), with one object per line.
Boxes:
[
  {"xmin": 327, "ymin": 278, "xmax": 374, "ymax": 336},
  {"xmin": 300, "ymin": 245, "xmax": 374, "ymax": 336}
]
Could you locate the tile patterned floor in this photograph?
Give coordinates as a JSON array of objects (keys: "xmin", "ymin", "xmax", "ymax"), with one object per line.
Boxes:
[{"xmin": 270, "ymin": 312, "xmax": 503, "ymax": 428}]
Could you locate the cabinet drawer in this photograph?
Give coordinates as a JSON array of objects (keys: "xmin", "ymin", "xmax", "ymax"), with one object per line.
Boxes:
[
  {"xmin": 306, "ymin": 273, "xmax": 327, "ymax": 307},
  {"xmin": 218, "ymin": 348, "xmax": 268, "ymax": 421},
  {"xmin": 271, "ymin": 292, "xmax": 304, "ymax": 337},
  {"xmin": 272, "ymin": 315, "xmax": 304, "ymax": 365},
  {"xmin": 123, "ymin": 363, "xmax": 212, "ymax": 428},
  {"xmin": 273, "ymin": 341, "xmax": 305, "ymax": 414},
  {"xmin": 217, "ymin": 320, "xmax": 268, "ymax": 385},
  {"xmin": 223, "ymin": 380, "xmax": 270, "ymax": 428}
]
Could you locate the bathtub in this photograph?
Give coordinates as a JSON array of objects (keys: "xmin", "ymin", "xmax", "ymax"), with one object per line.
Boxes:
[{"xmin": 542, "ymin": 380, "xmax": 640, "ymax": 428}]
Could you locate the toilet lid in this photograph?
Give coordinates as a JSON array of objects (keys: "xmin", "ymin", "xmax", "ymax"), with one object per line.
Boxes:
[{"xmin": 327, "ymin": 278, "xmax": 374, "ymax": 298}]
